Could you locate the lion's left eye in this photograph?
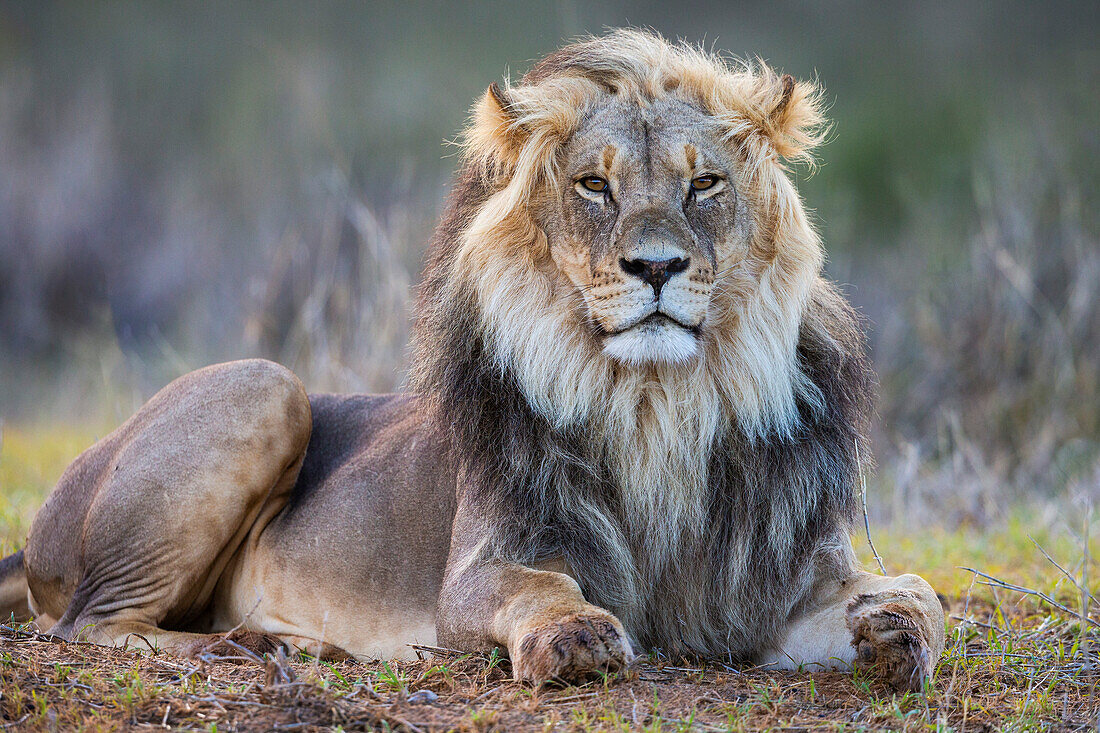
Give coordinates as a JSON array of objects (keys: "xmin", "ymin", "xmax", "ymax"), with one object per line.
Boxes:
[
  {"xmin": 690, "ymin": 175, "xmax": 718, "ymax": 191},
  {"xmin": 579, "ymin": 176, "xmax": 609, "ymax": 193}
]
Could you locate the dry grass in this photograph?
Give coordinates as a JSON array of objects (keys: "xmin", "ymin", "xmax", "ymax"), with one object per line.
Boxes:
[
  {"xmin": 0, "ymin": 594, "xmax": 1097, "ymax": 732},
  {"xmin": 2, "ymin": 424, "xmax": 1098, "ymax": 730},
  {"xmin": 866, "ymin": 132, "xmax": 1100, "ymax": 529},
  {"xmin": 2, "ymin": 403, "xmax": 1099, "ymax": 731}
]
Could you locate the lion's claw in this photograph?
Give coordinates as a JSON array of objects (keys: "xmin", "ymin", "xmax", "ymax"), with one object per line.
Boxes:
[
  {"xmin": 846, "ymin": 591, "xmax": 934, "ymax": 693},
  {"xmin": 512, "ymin": 613, "xmax": 632, "ymax": 683}
]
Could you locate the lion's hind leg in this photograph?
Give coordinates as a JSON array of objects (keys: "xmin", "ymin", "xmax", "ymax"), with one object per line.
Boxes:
[{"xmin": 25, "ymin": 360, "xmax": 312, "ymax": 659}]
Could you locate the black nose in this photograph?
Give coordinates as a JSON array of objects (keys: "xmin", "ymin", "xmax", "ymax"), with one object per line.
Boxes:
[{"xmin": 619, "ymin": 256, "xmax": 690, "ymax": 298}]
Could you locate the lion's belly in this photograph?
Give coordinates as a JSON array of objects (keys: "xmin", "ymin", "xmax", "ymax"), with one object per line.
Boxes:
[{"xmin": 211, "ymin": 393, "xmax": 458, "ymax": 659}]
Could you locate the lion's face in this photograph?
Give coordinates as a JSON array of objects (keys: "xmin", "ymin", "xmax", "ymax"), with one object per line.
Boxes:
[
  {"xmin": 538, "ymin": 97, "xmax": 744, "ymax": 366},
  {"xmin": 450, "ymin": 32, "xmax": 828, "ymax": 437}
]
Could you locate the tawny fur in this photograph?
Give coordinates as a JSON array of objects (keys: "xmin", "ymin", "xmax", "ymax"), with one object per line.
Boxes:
[{"xmin": 4, "ymin": 30, "xmax": 944, "ymax": 690}]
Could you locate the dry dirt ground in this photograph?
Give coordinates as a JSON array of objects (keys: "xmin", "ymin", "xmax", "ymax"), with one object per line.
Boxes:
[{"xmin": 0, "ymin": 599, "xmax": 1096, "ymax": 732}]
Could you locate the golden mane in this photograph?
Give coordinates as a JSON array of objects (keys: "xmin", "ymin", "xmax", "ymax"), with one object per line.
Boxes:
[
  {"xmin": 410, "ymin": 30, "xmax": 876, "ymax": 654},
  {"xmin": 405, "ymin": 30, "xmax": 837, "ymax": 569},
  {"xmin": 445, "ymin": 29, "xmax": 829, "ymax": 443}
]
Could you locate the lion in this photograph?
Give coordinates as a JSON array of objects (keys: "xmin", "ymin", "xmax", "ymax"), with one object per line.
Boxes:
[{"xmin": 0, "ymin": 30, "xmax": 944, "ymax": 692}]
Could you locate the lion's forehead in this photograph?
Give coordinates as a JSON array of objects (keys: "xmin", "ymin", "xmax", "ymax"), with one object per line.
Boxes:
[{"xmin": 567, "ymin": 96, "xmax": 732, "ymax": 181}]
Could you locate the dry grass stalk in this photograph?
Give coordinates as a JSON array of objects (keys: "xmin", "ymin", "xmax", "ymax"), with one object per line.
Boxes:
[{"xmin": 0, "ymin": 593, "xmax": 1095, "ymax": 731}]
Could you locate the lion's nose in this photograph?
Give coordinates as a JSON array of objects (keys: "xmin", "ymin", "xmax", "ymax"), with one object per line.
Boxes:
[{"xmin": 619, "ymin": 256, "xmax": 690, "ymax": 299}]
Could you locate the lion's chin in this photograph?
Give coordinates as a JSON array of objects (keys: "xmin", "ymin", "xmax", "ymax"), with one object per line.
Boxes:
[{"xmin": 602, "ymin": 317, "xmax": 699, "ymax": 366}]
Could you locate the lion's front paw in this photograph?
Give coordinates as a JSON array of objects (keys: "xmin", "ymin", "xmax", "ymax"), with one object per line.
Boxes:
[
  {"xmin": 512, "ymin": 612, "xmax": 632, "ymax": 683},
  {"xmin": 846, "ymin": 590, "xmax": 935, "ymax": 693}
]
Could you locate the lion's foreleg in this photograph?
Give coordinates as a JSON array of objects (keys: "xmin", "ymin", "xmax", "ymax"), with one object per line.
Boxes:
[
  {"xmin": 760, "ymin": 571, "xmax": 946, "ymax": 692},
  {"xmin": 436, "ymin": 504, "xmax": 632, "ymax": 683}
]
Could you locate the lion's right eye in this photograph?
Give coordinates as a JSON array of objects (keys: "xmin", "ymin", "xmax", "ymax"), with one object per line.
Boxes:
[
  {"xmin": 691, "ymin": 175, "xmax": 717, "ymax": 191},
  {"xmin": 578, "ymin": 176, "xmax": 608, "ymax": 193}
]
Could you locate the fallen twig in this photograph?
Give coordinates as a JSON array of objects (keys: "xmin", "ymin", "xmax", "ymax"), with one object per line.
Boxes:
[
  {"xmin": 1028, "ymin": 536, "xmax": 1099, "ymax": 611},
  {"xmin": 959, "ymin": 567, "xmax": 1100, "ymax": 630}
]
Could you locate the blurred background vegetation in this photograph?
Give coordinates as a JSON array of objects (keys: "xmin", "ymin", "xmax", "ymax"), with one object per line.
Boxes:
[{"xmin": 0, "ymin": 1, "xmax": 1097, "ymax": 568}]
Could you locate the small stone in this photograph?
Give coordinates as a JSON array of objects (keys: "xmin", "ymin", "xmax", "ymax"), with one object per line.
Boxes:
[{"xmin": 406, "ymin": 689, "xmax": 438, "ymax": 705}]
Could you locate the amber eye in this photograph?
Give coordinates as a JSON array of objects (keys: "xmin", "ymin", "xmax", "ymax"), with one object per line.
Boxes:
[
  {"xmin": 690, "ymin": 175, "xmax": 718, "ymax": 191},
  {"xmin": 579, "ymin": 176, "xmax": 609, "ymax": 193}
]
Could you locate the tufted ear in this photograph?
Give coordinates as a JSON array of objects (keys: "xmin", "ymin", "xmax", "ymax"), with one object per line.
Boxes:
[
  {"xmin": 757, "ymin": 72, "xmax": 828, "ymax": 163},
  {"xmin": 466, "ymin": 82, "xmax": 528, "ymax": 172}
]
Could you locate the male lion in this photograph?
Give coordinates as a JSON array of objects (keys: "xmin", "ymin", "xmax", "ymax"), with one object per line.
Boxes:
[{"xmin": 1, "ymin": 30, "xmax": 944, "ymax": 692}]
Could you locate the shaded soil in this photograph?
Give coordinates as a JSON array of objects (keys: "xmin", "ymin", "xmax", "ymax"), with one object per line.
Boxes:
[{"xmin": 0, "ymin": 601, "xmax": 1096, "ymax": 731}]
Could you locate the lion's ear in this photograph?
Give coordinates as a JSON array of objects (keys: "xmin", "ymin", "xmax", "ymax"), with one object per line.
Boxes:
[
  {"xmin": 467, "ymin": 82, "xmax": 528, "ymax": 171},
  {"xmin": 757, "ymin": 72, "xmax": 828, "ymax": 163}
]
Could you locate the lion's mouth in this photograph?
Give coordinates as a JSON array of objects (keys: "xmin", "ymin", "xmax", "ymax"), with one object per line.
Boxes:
[{"xmin": 600, "ymin": 311, "xmax": 701, "ymax": 338}]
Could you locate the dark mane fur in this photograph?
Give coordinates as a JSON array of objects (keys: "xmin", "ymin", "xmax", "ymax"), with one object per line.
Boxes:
[{"xmin": 410, "ymin": 161, "xmax": 876, "ymax": 659}]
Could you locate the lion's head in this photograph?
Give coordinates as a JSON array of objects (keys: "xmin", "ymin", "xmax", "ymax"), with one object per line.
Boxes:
[
  {"xmin": 477, "ymin": 49, "xmax": 824, "ymax": 369},
  {"xmin": 413, "ymin": 29, "xmax": 872, "ymax": 657},
  {"xmin": 421, "ymin": 30, "xmax": 829, "ymax": 440}
]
